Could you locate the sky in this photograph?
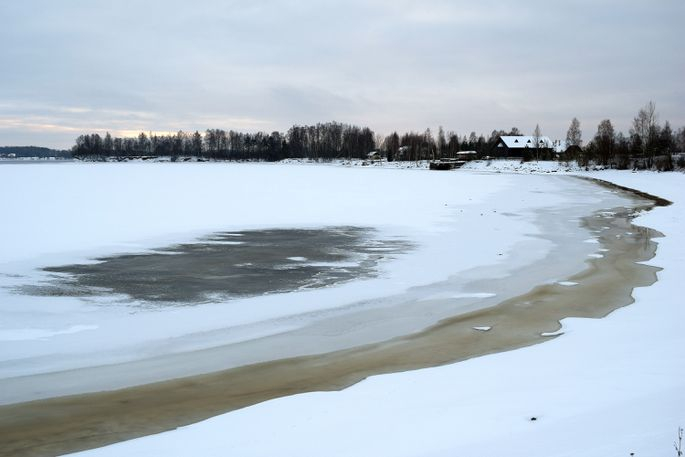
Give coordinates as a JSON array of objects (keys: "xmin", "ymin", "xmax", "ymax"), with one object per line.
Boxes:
[{"xmin": 1, "ymin": 0, "xmax": 683, "ymax": 149}]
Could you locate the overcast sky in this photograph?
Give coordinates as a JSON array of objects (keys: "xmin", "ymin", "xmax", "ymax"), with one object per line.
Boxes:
[{"xmin": 1, "ymin": 0, "xmax": 683, "ymax": 149}]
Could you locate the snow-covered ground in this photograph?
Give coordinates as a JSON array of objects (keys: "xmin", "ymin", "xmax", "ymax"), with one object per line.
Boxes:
[
  {"xmin": 462, "ymin": 158, "xmax": 589, "ymax": 173},
  {"xmin": 60, "ymin": 163, "xmax": 684, "ymax": 457}
]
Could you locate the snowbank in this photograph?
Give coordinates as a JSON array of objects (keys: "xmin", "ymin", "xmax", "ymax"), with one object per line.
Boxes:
[{"xmin": 462, "ymin": 158, "xmax": 591, "ymax": 173}]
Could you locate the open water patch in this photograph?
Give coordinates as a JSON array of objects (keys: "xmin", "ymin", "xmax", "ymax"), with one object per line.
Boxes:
[{"xmin": 18, "ymin": 227, "xmax": 412, "ymax": 305}]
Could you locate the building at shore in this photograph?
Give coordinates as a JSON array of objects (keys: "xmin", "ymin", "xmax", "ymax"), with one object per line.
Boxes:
[{"xmin": 494, "ymin": 136, "xmax": 567, "ymax": 159}]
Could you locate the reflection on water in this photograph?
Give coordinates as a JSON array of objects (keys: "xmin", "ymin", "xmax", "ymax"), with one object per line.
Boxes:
[{"xmin": 19, "ymin": 227, "xmax": 412, "ymax": 304}]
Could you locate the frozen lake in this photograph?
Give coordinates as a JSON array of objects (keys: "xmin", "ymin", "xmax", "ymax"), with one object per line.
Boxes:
[
  {"xmin": 0, "ymin": 161, "xmax": 668, "ymax": 456},
  {"xmin": 0, "ymin": 162, "xmax": 644, "ymax": 388}
]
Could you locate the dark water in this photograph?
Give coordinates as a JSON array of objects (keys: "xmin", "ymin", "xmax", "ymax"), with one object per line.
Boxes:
[{"xmin": 19, "ymin": 227, "xmax": 412, "ymax": 304}]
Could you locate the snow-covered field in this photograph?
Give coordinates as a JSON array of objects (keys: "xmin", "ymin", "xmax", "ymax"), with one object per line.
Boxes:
[{"xmin": 1, "ymin": 161, "xmax": 683, "ymax": 456}]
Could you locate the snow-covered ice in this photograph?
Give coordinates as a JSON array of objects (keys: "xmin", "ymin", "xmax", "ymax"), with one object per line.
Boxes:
[
  {"xmin": 64, "ymin": 164, "xmax": 684, "ymax": 457},
  {"xmin": 540, "ymin": 328, "xmax": 565, "ymax": 337},
  {"xmin": 471, "ymin": 326, "xmax": 492, "ymax": 332},
  {"xmin": 0, "ymin": 325, "xmax": 98, "ymax": 342},
  {"xmin": 419, "ymin": 292, "xmax": 497, "ymax": 301},
  {"xmin": 0, "ymin": 161, "xmax": 618, "ymax": 400}
]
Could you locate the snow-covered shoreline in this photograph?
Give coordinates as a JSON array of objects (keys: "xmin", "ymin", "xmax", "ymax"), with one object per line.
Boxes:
[{"xmin": 57, "ymin": 164, "xmax": 683, "ymax": 457}]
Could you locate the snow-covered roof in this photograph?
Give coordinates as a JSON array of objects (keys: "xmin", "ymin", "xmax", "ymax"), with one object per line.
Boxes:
[
  {"xmin": 498, "ymin": 136, "xmax": 553, "ymax": 149},
  {"xmin": 498, "ymin": 136, "xmax": 570, "ymax": 154}
]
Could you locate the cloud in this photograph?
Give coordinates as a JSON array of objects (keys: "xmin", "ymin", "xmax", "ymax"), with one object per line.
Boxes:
[{"xmin": 0, "ymin": 0, "xmax": 683, "ymax": 148}]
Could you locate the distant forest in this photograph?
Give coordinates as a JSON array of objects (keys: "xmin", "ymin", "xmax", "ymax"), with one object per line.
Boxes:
[
  {"xmin": 0, "ymin": 146, "xmax": 70, "ymax": 158},
  {"xmin": 71, "ymin": 122, "xmax": 532, "ymax": 162},
  {"xmin": 70, "ymin": 103, "xmax": 685, "ymax": 169}
]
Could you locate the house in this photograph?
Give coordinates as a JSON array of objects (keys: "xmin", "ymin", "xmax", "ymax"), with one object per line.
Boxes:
[
  {"xmin": 495, "ymin": 136, "xmax": 554, "ymax": 157},
  {"xmin": 495, "ymin": 136, "xmax": 575, "ymax": 159}
]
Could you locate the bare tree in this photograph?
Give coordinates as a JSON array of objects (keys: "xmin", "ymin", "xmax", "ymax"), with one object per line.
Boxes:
[
  {"xmin": 533, "ymin": 124, "xmax": 542, "ymax": 161},
  {"xmin": 632, "ymin": 101, "xmax": 657, "ymax": 141},
  {"xmin": 468, "ymin": 131, "xmax": 478, "ymax": 148},
  {"xmin": 424, "ymin": 128, "xmax": 435, "ymax": 161},
  {"xmin": 437, "ymin": 126, "xmax": 446, "ymax": 159},
  {"xmin": 447, "ymin": 131, "xmax": 459, "ymax": 158},
  {"xmin": 375, "ymin": 133, "xmax": 385, "ymax": 151},
  {"xmin": 631, "ymin": 101, "xmax": 658, "ymax": 166},
  {"xmin": 565, "ymin": 117, "xmax": 582, "ymax": 146}
]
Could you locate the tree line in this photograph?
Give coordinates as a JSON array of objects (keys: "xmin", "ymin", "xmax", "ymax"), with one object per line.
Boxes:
[
  {"xmin": 0, "ymin": 146, "xmax": 70, "ymax": 158},
  {"xmin": 72, "ymin": 122, "xmax": 375, "ymax": 161},
  {"xmin": 577, "ymin": 102, "xmax": 684, "ymax": 170},
  {"xmin": 72, "ymin": 124, "xmax": 522, "ymax": 162},
  {"xmin": 71, "ymin": 102, "xmax": 685, "ymax": 169}
]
